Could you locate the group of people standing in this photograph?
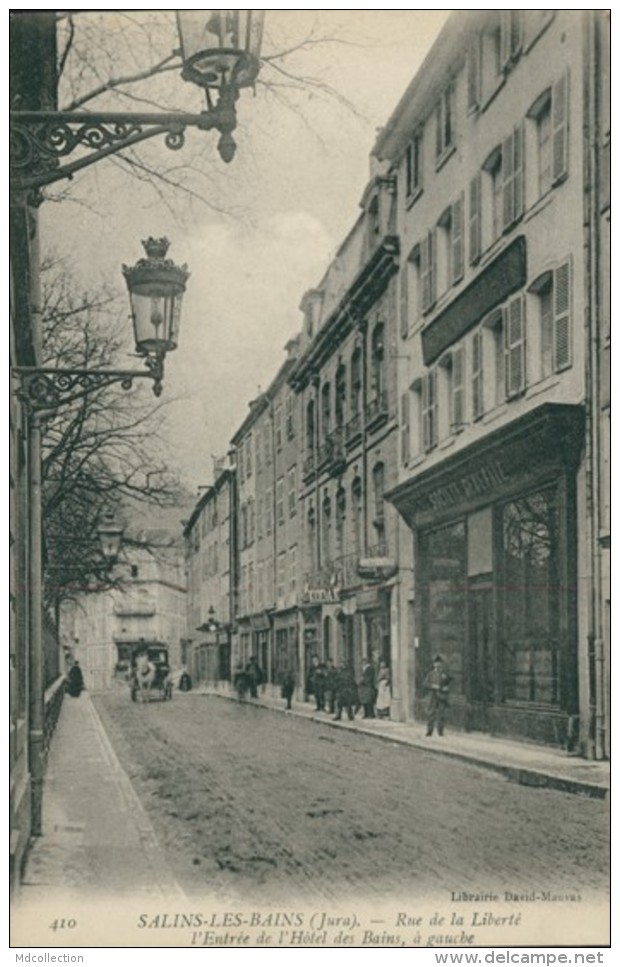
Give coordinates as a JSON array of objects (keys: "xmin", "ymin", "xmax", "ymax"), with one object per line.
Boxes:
[
  {"xmin": 233, "ymin": 655, "xmax": 265, "ymax": 701},
  {"xmin": 305, "ymin": 655, "xmax": 392, "ymax": 721}
]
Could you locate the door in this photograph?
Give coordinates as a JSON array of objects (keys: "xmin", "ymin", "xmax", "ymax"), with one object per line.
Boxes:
[{"xmin": 467, "ymin": 587, "xmax": 494, "ymax": 731}]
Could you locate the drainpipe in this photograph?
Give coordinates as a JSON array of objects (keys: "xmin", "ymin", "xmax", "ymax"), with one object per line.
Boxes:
[{"xmin": 582, "ymin": 11, "xmax": 605, "ymax": 759}]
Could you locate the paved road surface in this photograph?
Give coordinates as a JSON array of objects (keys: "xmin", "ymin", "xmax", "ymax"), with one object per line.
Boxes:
[{"xmin": 93, "ymin": 690, "xmax": 609, "ymax": 907}]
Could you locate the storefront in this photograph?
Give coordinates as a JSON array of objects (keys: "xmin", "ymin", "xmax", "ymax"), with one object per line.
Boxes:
[{"xmin": 387, "ymin": 405, "xmax": 584, "ymax": 748}]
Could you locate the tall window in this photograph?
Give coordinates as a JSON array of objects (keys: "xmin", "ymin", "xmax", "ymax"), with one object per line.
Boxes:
[
  {"xmin": 534, "ymin": 261, "xmax": 572, "ymax": 377},
  {"xmin": 307, "ymin": 505, "xmax": 317, "ymax": 572},
  {"xmin": 350, "ymin": 348, "xmax": 362, "ymax": 417},
  {"xmin": 286, "ymin": 393, "xmax": 295, "ymax": 439},
  {"xmin": 306, "ymin": 398, "xmax": 315, "ymax": 452},
  {"xmin": 265, "ymin": 488, "xmax": 272, "ymax": 535},
  {"xmin": 256, "ymin": 494, "xmax": 263, "ymax": 539},
  {"xmin": 351, "ymin": 477, "xmax": 363, "ymax": 556},
  {"xmin": 274, "ymin": 403, "xmax": 283, "ymax": 451},
  {"xmin": 335, "ymin": 364, "xmax": 347, "ymax": 427},
  {"xmin": 335, "ymin": 488, "xmax": 346, "ymax": 560},
  {"xmin": 405, "ymin": 130, "xmax": 423, "ymax": 199},
  {"xmin": 321, "ymin": 382, "xmax": 331, "ymax": 438},
  {"xmin": 528, "ymin": 76, "xmax": 569, "ymax": 198},
  {"xmin": 245, "ymin": 433, "xmax": 253, "ymax": 477},
  {"xmin": 276, "ymin": 552, "xmax": 286, "ymax": 602},
  {"xmin": 501, "ymin": 487, "xmax": 560, "ymax": 705},
  {"xmin": 500, "ymin": 10, "xmax": 523, "ymax": 68},
  {"xmin": 276, "ymin": 477, "xmax": 285, "ymax": 526},
  {"xmin": 400, "ymin": 391, "xmax": 411, "ymax": 465},
  {"xmin": 435, "ymin": 82, "xmax": 455, "ymax": 162},
  {"xmin": 371, "ymin": 323, "xmax": 385, "ymax": 398},
  {"xmin": 288, "ymin": 545, "xmax": 297, "ymax": 595},
  {"xmin": 420, "ymin": 230, "xmax": 436, "ymax": 312},
  {"xmin": 501, "ymin": 124, "xmax": 525, "ymax": 231},
  {"xmin": 322, "ymin": 495, "xmax": 332, "ymax": 565},
  {"xmin": 287, "ymin": 465, "xmax": 297, "ymax": 517},
  {"xmin": 372, "ymin": 463, "xmax": 386, "ymax": 552},
  {"xmin": 469, "ymin": 174, "xmax": 482, "ymax": 264},
  {"xmin": 255, "ymin": 426, "xmax": 262, "ymax": 473},
  {"xmin": 449, "ymin": 346, "xmax": 464, "ymax": 430}
]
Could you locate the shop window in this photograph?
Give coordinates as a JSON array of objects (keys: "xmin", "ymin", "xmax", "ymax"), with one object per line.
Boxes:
[
  {"xmin": 501, "ymin": 487, "xmax": 560, "ymax": 706},
  {"xmin": 421, "ymin": 520, "xmax": 467, "ymax": 697},
  {"xmin": 405, "ymin": 128, "xmax": 423, "ymax": 200}
]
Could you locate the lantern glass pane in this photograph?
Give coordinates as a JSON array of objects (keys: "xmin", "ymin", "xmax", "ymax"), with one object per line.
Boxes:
[
  {"xmin": 131, "ymin": 292, "xmax": 179, "ymax": 354},
  {"xmin": 177, "ymin": 10, "xmax": 263, "ymax": 89}
]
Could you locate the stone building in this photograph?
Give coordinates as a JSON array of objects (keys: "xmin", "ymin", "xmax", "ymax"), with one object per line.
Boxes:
[{"xmin": 373, "ymin": 10, "xmax": 610, "ymax": 754}]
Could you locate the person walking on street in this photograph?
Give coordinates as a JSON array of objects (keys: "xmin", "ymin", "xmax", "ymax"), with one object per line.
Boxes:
[
  {"xmin": 233, "ymin": 662, "xmax": 248, "ymax": 701},
  {"xmin": 324, "ymin": 657, "xmax": 337, "ymax": 714},
  {"xmin": 66, "ymin": 660, "xmax": 84, "ymax": 698},
  {"xmin": 306, "ymin": 654, "xmax": 327, "ymax": 711},
  {"xmin": 245, "ymin": 656, "xmax": 263, "ymax": 699},
  {"xmin": 333, "ymin": 661, "xmax": 356, "ymax": 721},
  {"xmin": 375, "ymin": 661, "xmax": 391, "ymax": 719},
  {"xmin": 358, "ymin": 658, "xmax": 376, "ymax": 718},
  {"xmin": 423, "ymin": 655, "xmax": 451, "ymax": 736},
  {"xmin": 280, "ymin": 667, "xmax": 296, "ymax": 710}
]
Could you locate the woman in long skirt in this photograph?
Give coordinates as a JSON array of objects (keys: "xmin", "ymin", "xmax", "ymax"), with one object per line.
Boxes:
[{"xmin": 375, "ymin": 662, "xmax": 391, "ymax": 719}]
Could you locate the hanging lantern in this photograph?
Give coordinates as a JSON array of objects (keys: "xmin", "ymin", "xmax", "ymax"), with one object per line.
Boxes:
[
  {"xmin": 97, "ymin": 512, "xmax": 125, "ymax": 563},
  {"xmin": 122, "ymin": 238, "xmax": 189, "ymax": 358},
  {"xmin": 177, "ymin": 11, "xmax": 265, "ymax": 94}
]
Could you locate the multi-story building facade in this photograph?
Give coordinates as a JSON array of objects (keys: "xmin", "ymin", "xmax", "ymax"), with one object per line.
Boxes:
[
  {"xmin": 373, "ymin": 10, "xmax": 609, "ymax": 754},
  {"xmin": 61, "ymin": 527, "xmax": 187, "ymax": 690},
  {"xmin": 183, "ymin": 462, "xmax": 235, "ymax": 686},
  {"xmin": 290, "ymin": 170, "xmax": 401, "ymax": 692}
]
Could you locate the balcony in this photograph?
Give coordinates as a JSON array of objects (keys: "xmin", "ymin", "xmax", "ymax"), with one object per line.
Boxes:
[
  {"xmin": 315, "ymin": 428, "xmax": 346, "ymax": 477},
  {"xmin": 358, "ymin": 537, "xmax": 397, "ymax": 581},
  {"xmin": 365, "ymin": 390, "xmax": 389, "ymax": 433}
]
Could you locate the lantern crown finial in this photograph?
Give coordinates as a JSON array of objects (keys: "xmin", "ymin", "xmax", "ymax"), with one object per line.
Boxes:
[{"xmin": 142, "ymin": 237, "xmax": 170, "ymax": 260}]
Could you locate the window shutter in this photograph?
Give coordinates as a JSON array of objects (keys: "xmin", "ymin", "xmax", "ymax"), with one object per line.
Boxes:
[
  {"xmin": 513, "ymin": 123, "xmax": 525, "ymax": 220},
  {"xmin": 420, "ymin": 235, "xmax": 430, "ymax": 312},
  {"xmin": 451, "ymin": 346, "xmax": 464, "ymax": 428},
  {"xmin": 422, "ymin": 370, "xmax": 437, "ymax": 450},
  {"xmin": 435, "ymin": 101, "xmax": 443, "ymax": 158},
  {"xmin": 504, "ymin": 295, "xmax": 526, "ymax": 397},
  {"xmin": 553, "ymin": 260, "xmax": 571, "ymax": 370},
  {"xmin": 511, "ymin": 11, "xmax": 523, "ymax": 56},
  {"xmin": 502, "ymin": 133, "xmax": 514, "ymax": 230},
  {"xmin": 467, "ymin": 37, "xmax": 480, "ymax": 111},
  {"xmin": 472, "ymin": 329, "xmax": 484, "ymax": 419},
  {"xmin": 428, "ymin": 229, "xmax": 436, "ymax": 307},
  {"xmin": 399, "ymin": 269, "xmax": 409, "ymax": 338},
  {"xmin": 469, "ymin": 173, "xmax": 482, "ymax": 264},
  {"xmin": 500, "ymin": 11, "xmax": 512, "ymax": 68},
  {"xmin": 400, "ymin": 392, "xmax": 410, "ymax": 465},
  {"xmin": 451, "ymin": 193, "xmax": 465, "ymax": 283},
  {"xmin": 552, "ymin": 74, "xmax": 569, "ymax": 183}
]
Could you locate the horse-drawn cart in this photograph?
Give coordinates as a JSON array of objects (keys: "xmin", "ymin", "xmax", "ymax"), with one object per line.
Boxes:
[{"xmin": 129, "ymin": 644, "xmax": 173, "ymax": 702}]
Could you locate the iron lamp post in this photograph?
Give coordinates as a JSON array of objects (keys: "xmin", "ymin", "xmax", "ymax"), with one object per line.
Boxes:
[{"xmin": 97, "ymin": 513, "xmax": 125, "ymax": 565}]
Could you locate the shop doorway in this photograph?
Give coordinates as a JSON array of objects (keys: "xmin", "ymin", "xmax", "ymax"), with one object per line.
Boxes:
[{"xmin": 467, "ymin": 585, "xmax": 494, "ymax": 731}]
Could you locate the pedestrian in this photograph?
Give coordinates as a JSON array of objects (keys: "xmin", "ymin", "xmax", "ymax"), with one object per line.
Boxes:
[
  {"xmin": 179, "ymin": 667, "xmax": 192, "ymax": 692},
  {"xmin": 66, "ymin": 660, "xmax": 84, "ymax": 698},
  {"xmin": 358, "ymin": 657, "xmax": 376, "ymax": 718},
  {"xmin": 375, "ymin": 661, "xmax": 391, "ymax": 719},
  {"xmin": 245, "ymin": 655, "xmax": 263, "ymax": 699},
  {"xmin": 233, "ymin": 662, "xmax": 248, "ymax": 701},
  {"xmin": 333, "ymin": 661, "xmax": 356, "ymax": 721},
  {"xmin": 280, "ymin": 667, "xmax": 296, "ymax": 710},
  {"xmin": 324, "ymin": 657, "xmax": 337, "ymax": 714},
  {"xmin": 423, "ymin": 655, "xmax": 451, "ymax": 736},
  {"xmin": 306, "ymin": 654, "xmax": 326, "ymax": 710}
]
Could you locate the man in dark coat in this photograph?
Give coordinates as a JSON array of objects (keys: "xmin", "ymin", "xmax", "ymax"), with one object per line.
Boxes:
[
  {"xmin": 245, "ymin": 656, "xmax": 263, "ymax": 698},
  {"xmin": 324, "ymin": 657, "xmax": 337, "ymax": 714},
  {"xmin": 333, "ymin": 661, "xmax": 356, "ymax": 721},
  {"xmin": 66, "ymin": 660, "xmax": 84, "ymax": 698},
  {"xmin": 358, "ymin": 658, "xmax": 376, "ymax": 718},
  {"xmin": 280, "ymin": 667, "xmax": 296, "ymax": 710},
  {"xmin": 423, "ymin": 655, "xmax": 451, "ymax": 736}
]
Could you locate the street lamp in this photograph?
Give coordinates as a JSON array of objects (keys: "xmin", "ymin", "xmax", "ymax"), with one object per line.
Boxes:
[
  {"xmin": 97, "ymin": 513, "xmax": 125, "ymax": 565},
  {"xmin": 9, "ymin": 9, "xmax": 266, "ymax": 194}
]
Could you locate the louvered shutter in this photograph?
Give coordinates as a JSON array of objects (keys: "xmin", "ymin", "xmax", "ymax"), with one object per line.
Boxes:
[
  {"xmin": 472, "ymin": 329, "xmax": 484, "ymax": 419},
  {"xmin": 553, "ymin": 260, "xmax": 571, "ymax": 370},
  {"xmin": 420, "ymin": 235, "xmax": 430, "ymax": 312},
  {"xmin": 502, "ymin": 133, "xmax": 514, "ymax": 230},
  {"xmin": 399, "ymin": 269, "xmax": 409, "ymax": 338},
  {"xmin": 500, "ymin": 11, "xmax": 512, "ymax": 68},
  {"xmin": 504, "ymin": 296, "xmax": 526, "ymax": 397},
  {"xmin": 451, "ymin": 346, "xmax": 464, "ymax": 428},
  {"xmin": 400, "ymin": 392, "xmax": 410, "ymax": 464},
  {"xmin": 513, "ymin": 123, "xmax": 525, "ymax": 220},
  {"xmin": 422, "ymin": 372, "xmax": 437, "ymax": 451},
  {"xmin": 428, "ymin": 229, "xmax": 436, "ymax": 307},
  {"xmin": 552, "ymin": 74, "xmax": 569, "ymax": 183},
  {"xmin": 451, "ymin": 193, "xmax": 465, "ymax": 283},
  {"xmin": 469, "ymin": 174, "xmax": 482, "ymax": 264},
  {"xmin": 467, "ymin": 37, "xmax": 480, "ymax": 111}
]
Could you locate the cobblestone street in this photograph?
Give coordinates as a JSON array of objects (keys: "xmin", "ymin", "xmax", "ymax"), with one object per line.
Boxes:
[{"xmin": 93, "ymin": 690, "xmax": 610, "ymax": 907}]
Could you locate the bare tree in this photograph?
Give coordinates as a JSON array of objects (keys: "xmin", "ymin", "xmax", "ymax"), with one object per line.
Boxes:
[{"xmin": 39, "ymin": 254, "xmax": 184, "ymax": 616}]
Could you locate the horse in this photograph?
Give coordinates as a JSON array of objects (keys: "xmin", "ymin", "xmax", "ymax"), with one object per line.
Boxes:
[{"xmin": 134, "ymin": 652, "xmax": 156, "ymax": 703}]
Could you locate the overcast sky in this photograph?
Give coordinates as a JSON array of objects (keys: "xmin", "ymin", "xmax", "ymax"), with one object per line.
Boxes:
[{"xmin": 40, "ymin": 10, "xmax": 449, "ymax": 493}]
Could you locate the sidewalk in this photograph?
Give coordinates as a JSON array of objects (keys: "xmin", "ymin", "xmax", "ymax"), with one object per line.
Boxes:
[
  {"xmin": 199, "ymin": 684, "xmax": 610, "ymax": 800},
  {"xmin": 16, "ymin": 691, "xmax": 185, "ymax": 905}
]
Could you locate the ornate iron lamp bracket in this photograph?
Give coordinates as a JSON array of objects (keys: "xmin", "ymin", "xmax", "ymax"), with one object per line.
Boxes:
[
  {"xmin": 13, "ymin": 353, "xmax": 165, "ymax": 414},
  {"xmin": 10, "ymin": 86, "xmax": 240, "ymax": 197}
]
